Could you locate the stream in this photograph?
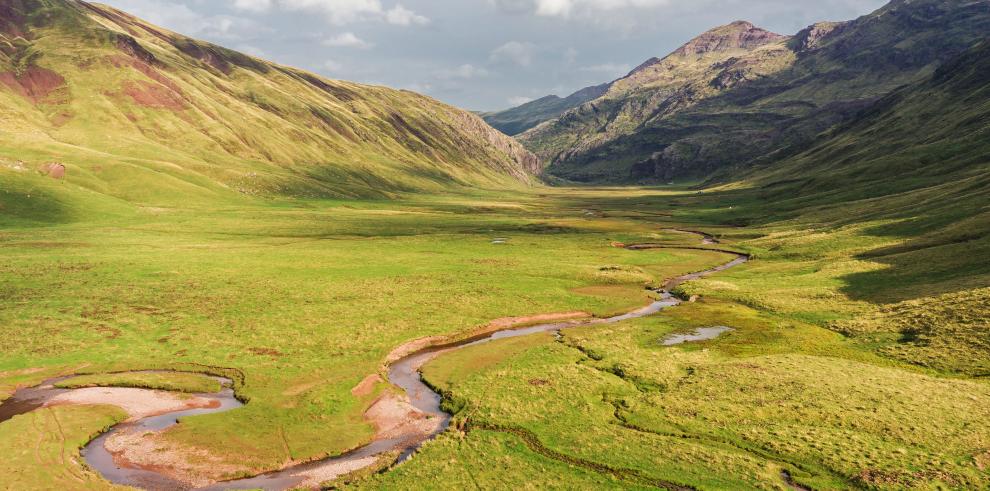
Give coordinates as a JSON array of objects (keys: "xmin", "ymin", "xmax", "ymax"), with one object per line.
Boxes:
[{"xmin": 0, "ymin": 237, "xmax": 748, "ymax": 490}]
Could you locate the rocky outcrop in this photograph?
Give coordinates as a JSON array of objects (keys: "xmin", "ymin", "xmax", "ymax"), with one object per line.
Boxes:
[
  {"xmin": 791, "ymin": 22, "xmax": 847, "ymax": 52},
  {"xmin": 454, "ymin": 111, "xmax": 542, "ymax": 177},
  {"xmin": 674, "ymin": 21, "xmax": 788, "ymax": 56}
]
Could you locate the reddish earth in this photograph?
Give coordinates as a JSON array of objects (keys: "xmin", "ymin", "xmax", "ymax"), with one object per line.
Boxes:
[
  {"xmin": 350, "ymin": 374, "xmax": 382, "ymax": 397},
  {"xmin": 122, "ymin": 80, "xmax": 186, "ymax": 110},
  {"xmin": 39, "ymin": 163, "xmax": 66, "ymax": 179},
  {"xmin": 0, "ymin": 66, "xmax": 66, "ymax": 103},
  {"xmin": 107, "ymin": 55, "xmax": 182, "ymax": 93}
]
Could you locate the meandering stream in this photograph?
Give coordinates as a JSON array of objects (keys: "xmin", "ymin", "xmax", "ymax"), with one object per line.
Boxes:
[{"xmin": 0, "ymin": 234, "xmax": 748, "ymax": 490}]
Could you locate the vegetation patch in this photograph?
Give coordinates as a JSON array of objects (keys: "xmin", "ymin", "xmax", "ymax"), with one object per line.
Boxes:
[{"xmin": 55, "ymin": 371, "xmax": 222, "ymax": 394}]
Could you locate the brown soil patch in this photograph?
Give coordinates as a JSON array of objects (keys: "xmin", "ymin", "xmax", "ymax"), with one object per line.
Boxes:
[
  {"xmin": 0, "ymin": 66, "xmax": 67, "ymax": 104},
  {"xmin": 105, "ymin": 429, "xmax": 242, "ymax": 487},
  {"xmin": 364, "ymin": 393, "xmax": 441, "ymax": 443},
  {"xmin": 108, "ymin": 55, "xmax": 181, "ymax": 93},
  {"xmin": 121, "ymin": 80, "xmax": 186, "ymax": 111},
  {"xmin": 350, "ymin": 374, "xmax": 382, "ymax": 397},
  {"xmin": 46, "ymin": 387, "xmax": 216, "ymax": 421},
  {"xmin": 486, "ymin": 311, "xmax": 590, "ymax": 330},
  {"xmin": 384, "ymin": 311, "xmax": 589, "ymax": 366},
  {"xmin": 39, "ymin": 162, "xmax": 65, "ymax": 179},
  {"xmin": 248, "ymin": 347, "xmax": 283, "ymax": 358},
  {"xmin": 976, "ymin": 450, "xmax": 990, "ymax": 471}
]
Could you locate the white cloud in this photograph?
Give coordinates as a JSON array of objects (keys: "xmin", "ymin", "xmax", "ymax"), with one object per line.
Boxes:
[
  {"xmin": 236, "ymin": 44, "xmax": 267, "ymax": 57},
  {"xmin": 385, "ymin": 4, "xmax": 429, "ymax": 25},
  {"xmin": 508, "ymin": 96, "xmax": 534, "ymax": 106},
  {"xmin": 322, "ymin": 59, "xmax": 344, "ymax": 71},
  {"xmin": 580, "ymin": 63, "xmax": 631, "ymax": 75},
  {"xmin": 231, "ymin": 0, "xmax": 273, "ymax": 13},
  {"xmin": 106, "ymin": 0, "xmax": 270, "ymax": 41},
  {"xmin": 490, "ymin": 41, "xmax": 536, "ymax": 67},
  {"xmin": 490, "ymin": 0, "xmax": 674, "ymax": 19},
  {"xmin": 435, "ymin": 64, "xmax": 489, "ymax": 80},
  {"xmin": 322, "ymin": 32, "xmax": 373, "ymax": 48},
  {"xmin": 230, "ymin": 0, "xmax": 428, "ymax": 26}
]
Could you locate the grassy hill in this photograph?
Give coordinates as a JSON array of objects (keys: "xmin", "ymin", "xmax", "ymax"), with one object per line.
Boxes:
[
  {"xmin": 522, "ymin": 0, "xmax": 990, "ymax": 183},
  {"xmin": 0, "ymin": 0, "xmax": 538, "ymax": 212}
]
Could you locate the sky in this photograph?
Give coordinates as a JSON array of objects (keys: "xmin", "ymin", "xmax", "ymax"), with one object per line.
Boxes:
[{"xmin": 101, "ymin": 0, "xmax": 890, "ymax": 111}]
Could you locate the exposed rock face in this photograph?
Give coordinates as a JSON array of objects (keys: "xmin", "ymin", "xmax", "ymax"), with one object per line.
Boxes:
[
  {"xmin": 453, "ymin": 111, "xmax": 542, "ymax": 176},
  {"xmin": 791, "ymin": 21, "xmax": 847, "ymax": 52},
  {"xmin": 674, "ymin": 21, "xmax": 789, "ymax": 56}
]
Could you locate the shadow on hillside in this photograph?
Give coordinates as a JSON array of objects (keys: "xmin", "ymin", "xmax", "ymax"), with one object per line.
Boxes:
[
  {"xmin": 0, "ymin": 178, "xmax": 77, "ymax": 227},
  {"xmin": 839, "ymin": 232, "xmax": 990, "ymax": 304}
]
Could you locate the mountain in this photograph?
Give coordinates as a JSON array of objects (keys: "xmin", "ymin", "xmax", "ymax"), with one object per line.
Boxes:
[
  {"xmin": 521, "ymin": 0, "xmax": 990, "ymax": 183},
  {"xmin": 739, "ymin": 38, "xmax": 990, "ymax": 223},
  {"xmin": 0, "ymin": 0, "xmax": 539, "ymax": 205},
  {"xmin": 481, "ymin": 82, "xmax": 610, "ymax": 136}
]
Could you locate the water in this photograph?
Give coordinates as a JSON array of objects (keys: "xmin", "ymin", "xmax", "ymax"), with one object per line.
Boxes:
[
  {"xmin": 0, "ymin": 240, "xmax": 749, "ymax": 491},
  {"xmin": 661, "ymin": 326, "xmax": 734, "ymax": 346}
]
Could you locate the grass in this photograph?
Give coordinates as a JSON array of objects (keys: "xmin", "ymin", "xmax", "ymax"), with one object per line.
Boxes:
[
  {"xmin": 0, "ymin": 405, "xmax": 127, "ymax": 490},
  {"xmin": 1, "ymin": 182, "xmax": 988, "ymax": 489},
  {"xmin": 0, "ymin": 185, "xmax": 738, "ymax": 481},
  {"xmin": 55, "ymin": 372, "xmax": 222, "ymax": 393}
]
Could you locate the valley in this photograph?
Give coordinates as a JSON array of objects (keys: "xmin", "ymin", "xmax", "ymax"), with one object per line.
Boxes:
[{"xmin": 1, "ymin": 0, "xmax": 989, "ymax": 489}]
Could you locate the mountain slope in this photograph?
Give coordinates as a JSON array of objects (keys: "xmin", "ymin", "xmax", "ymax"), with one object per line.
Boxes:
[
  {"xmin": 0, "ymin": 0, "xmax": 539, "ymax": 206},
  {"xmin": 522, "ymin": 0, "xmax": 990, "ymax": 183},
  {"xmin": 738, "ymin": 39, "xmax": 990, "ymax": 224},
  {"xmin": 481, "ymin": 82, "xmax": 610, "ymax": 136}
]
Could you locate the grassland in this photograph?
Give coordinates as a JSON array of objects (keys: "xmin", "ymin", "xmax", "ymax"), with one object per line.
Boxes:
[
  {"xmin": 0, "ymin": 179, "xmax": 745, "ymax": 483},
  {"xmin": 55, "ymin": 372, "xmax": 222, "ymax": 394},
  {"xmin": 2, "ymin": 175, "xmax": 989, "ymax": 488}
]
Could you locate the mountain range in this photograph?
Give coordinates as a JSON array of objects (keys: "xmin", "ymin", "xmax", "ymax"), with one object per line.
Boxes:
[
  {"xmin": 0, "ymin": 0, "xmax": 538, "ymax": 205},
  {"xmin": 501, "ymin": 0, "xmax": 990, "ymax": 185}
]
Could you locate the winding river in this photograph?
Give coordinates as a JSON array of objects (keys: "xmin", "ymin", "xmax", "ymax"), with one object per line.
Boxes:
[{"xmin": 0, "ymin": 234, "xmax": 748, "ymax": 490}]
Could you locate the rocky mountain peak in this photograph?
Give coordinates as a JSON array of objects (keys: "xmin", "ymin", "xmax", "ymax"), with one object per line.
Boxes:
[{"xmin": 674, "ymin": 20, "xmax": 788, "ymax": 56}]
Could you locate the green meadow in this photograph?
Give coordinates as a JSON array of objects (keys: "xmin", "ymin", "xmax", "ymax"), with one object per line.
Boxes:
[{"xmin": 2, "ymin": 176, "xmax": 989, "ymax": 489}]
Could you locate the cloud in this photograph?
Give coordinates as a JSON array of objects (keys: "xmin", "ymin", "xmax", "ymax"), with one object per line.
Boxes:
[
  {"xmin": 107, "ymin": 0, "xmax": 270, "ymax": 41},
  {"xmin": 563, "ymin": 47, "xmax": 578, "ymax": 64},
  {"xmin": 230, "ymin": 0, "xmax": 273, "ymax": 13},
  {"xmin": 508, "ymin": 96, "xmax": 534, "ymax": 106},
  {"xmin": 235, "ymin": 44, "xmax": 267, "ymax": 57},
  {"xmin": 322, "ymin": 59, "xmax": 345, "ymax": 72},
  {"xmin": 580, "ymin": 62, "xmax": 631, "ymax": 76},
  {"xmin": 385, "ymin": 4, "xmax": 429, "ymax": 25},
  {"xmin": 490, "ymin": 41, "xmax": 536, "ymax": 67},
  {"xmin": 230, "ymin": 0, "xmax": 429, "ymax": 26},
  {"xmin": 322, "ymin": 32, "xmax": 374, "ymax": 48},
  {"xmin": 489, "ymin": 0, "xmax": 674, "ymax": 19},
  {"xmin": 435, "ymin": 64, "xmax": 489, "ymax": 80}
]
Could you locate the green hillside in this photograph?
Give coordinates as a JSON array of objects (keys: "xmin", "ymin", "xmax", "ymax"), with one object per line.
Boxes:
[{"xmin": 0, "ymin": 0, "xmax": 538, "ymax": 210}]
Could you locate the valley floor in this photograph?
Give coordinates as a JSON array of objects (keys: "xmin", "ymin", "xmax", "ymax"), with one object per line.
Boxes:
[{"xmin": 1, "ymin": 187, "xmax": 988, "ymax": 490}]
